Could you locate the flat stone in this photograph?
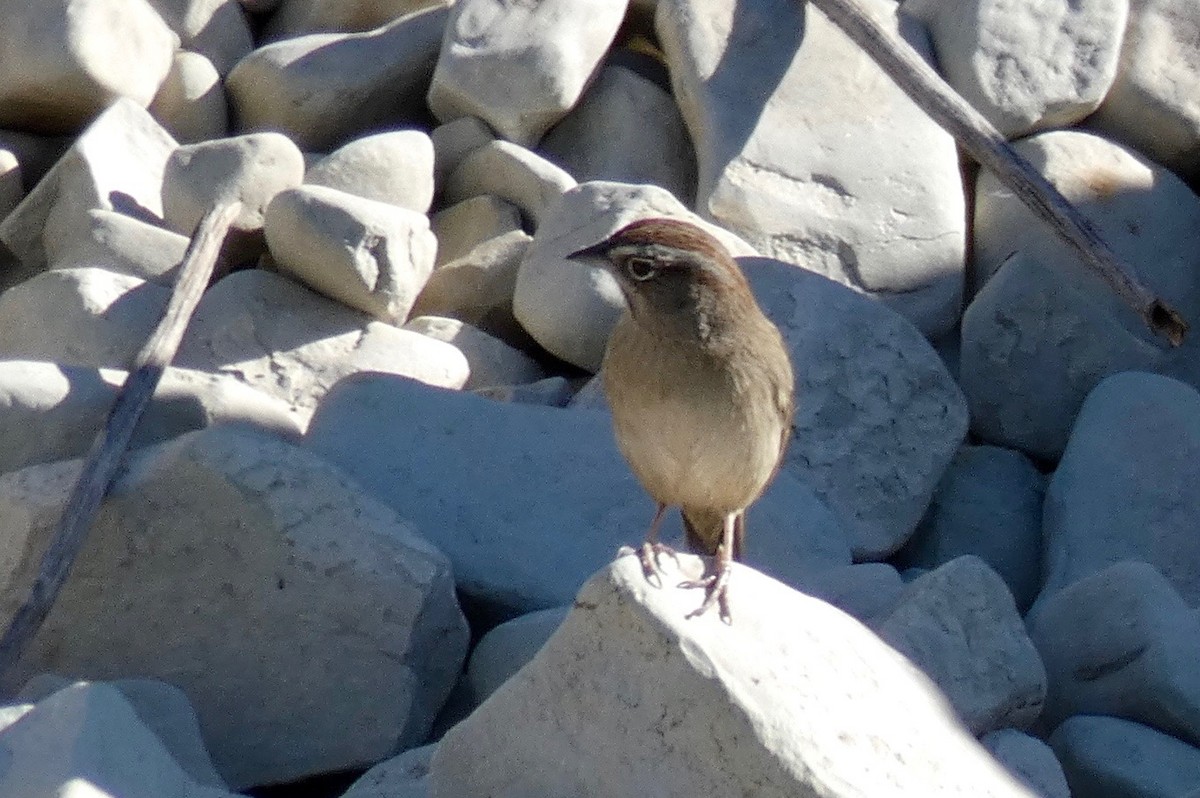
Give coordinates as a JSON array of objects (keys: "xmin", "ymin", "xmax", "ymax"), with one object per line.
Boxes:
[
  {"xmin": 227, "ymin": 5, "xmax": 448, "ymax": 152},
  {"xmin": 44, "ymin": 208, "xmax": 191, "ymax": 285},
  {"xmin": 306, "ymin": 130, "xmax": 435, "ymax": 213},
  {"xmin": 432, "ymin": 195, "xmax": 524, "ymax": 266},
  {"xmin": 0, "ymin": 427, "xmax": 468, "ymax": 788},
  {"xmin": 656, "ymin": 0, "xmax": 966, "ymax": 337},
  {"xmin": 442, "ymin": 140, "xmax": 576, "ymax": 229},
  {"xmin": 304, "ymin": 373, "xmax": 852, "ymax": 616},
  {"xmin": 1039, "ymin": 372, "xmax": 1200, "ymax": 606},
  {"xmin": 149, "ymin": 51, "xmax": 229, "ymax": 144},
  {"xmin": 0, "ymin": 268, "xmax": 169, "ymax": 369},
  {"xmin": 427, "ymin": 0, "xmax": 627, "ymax": 146},
  {"xmin": 403, "ymin": 316, "xmax": 545, "ymax": 390},
  {"xmin": 0, "ymin": 100, "xmax": 177, "ymax": 277},
  {"xmin": 1050, "ymin": 715, "xmax": 1200, "ymax": 797},
  {"xmin": 146, "ymin": 0, "xmax": 254, "ymax": 76},
  {"xmin": 265, "ymin": 184, "xmax": 436, "ymax": 323},
  {"xmin": 906, "ymin": 0, "xmax": 1126, "ymax": 138},
  {"xmin": 162, "ymin": 132, "xmax": 306, "ymax": 235},
  {"xmin": 538, "ymin": 62, "xmax": 696, "ymax": 205},
  {"xmin": 512, "ymin": 180, "xmax": 752, "ymax": 372},
  {"xmin": 429, "ymin": 556, "xmax": 1037, "ymax": 797},
  {"xmin": 982, "ymin": 729, "xmax": 1071, "ymax": 798},
  {"xmin": 0, "ymin": 682, "xmax": 238, "ymax": 798},
  {"xmin": 898, "ymin": 445, "xmax": 1046, "ymax": 611},
  {"xmin": 175, "ymin": 269, "xmax": 468, "ymax": 421},
  {"xmin": 743, "ymin": 255, "xmax": 969, "ymax": 559},
  {"xmin": 1089, "ymin": 0, "xmax": 1200, "ymax": 180},
  {"xmin": 0, "ymin": 359, "xmax": 300, "ymax": 474},
  {"xmin": 1028, "ymin": 561, "xmax": 1200, "ymax": 746},
  {"xmin": 0, "ymin": 0, "xmax": 175, "ymax": 133},
  {"xmin": 876, "ymin": 556, "xmax": 1047, "ymax": 734}
]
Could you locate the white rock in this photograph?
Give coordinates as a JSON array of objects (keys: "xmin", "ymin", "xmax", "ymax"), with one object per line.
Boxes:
[
  {"xmin": 0, "ymin": 268, "xmax": 169, "ymax": 368},
  {"xmin": 0, "ymin": 149, "xmax": 21, "ymax": 221},
  {"xmin": 306, "ymin": 130, "xmax": 435, "ymax": 213},
  {"xmin": 538, "ymin": 62, "xmax": 696, "ymax": 204},
  {"xmin": 960, "ymin": 253, "xmax": 1168, "ymax": 460},
  {"xmin": 0, "ymin": 359, "xmax": 300, "ymax": 473},
  {"xmin": 146, "ymin": 0, "xmax": 254, "ymax": 76},
  {"xmin": 981, "ymin": 729, "xmax": 1071, "ymax": 798},
  {"xmin": 149, "ymin": 51, "xmax": 229, "ymax": 144},
  {"xmin": 44, "ymin": 208, "xmax": 191, "ymax": 284},
  {"xmin": 898, "ymin": 445, "xmax": 1046, "ymax": 611},
  {"xmin": 442, "ymin": 140, "xmax": 577, "ymax": 229},
  {"xmin": 1089, "ymin": 0, "xmax": 1200, "ymax": 180},
  {"xmin": 304, "ymin": 373, "xmax": 851, "ymax": 615},
  {"xmin": 743, "ymin": 255, "xmax": 969, "ymax": 559},
  {"xmin": 432, "ymin": 195, "xmax": 523, "ymax": 266},
  {"xmin": 906, "ymin": 0, "xmax": 1126, "ymax": 138},
  {"xmin": 227, "ymin": 5, "xmax": 448, "ymax": 152},
  {"xmin": 162, "ymin": 131, "xmax": 306, "ymax": 235},
  {"xmin": 876, "ymin": 556, "xmax": 1046, "ymax": 734},
  {"xmin": 427, "ymin": 0, "xmax": 627, "ymax": 145},
  {"xmin": 176, "ymin": 269, "xmax": 468, "ymax": 421},
  {"xmin": 512, "ymin": 180, "xmax": 752, "ymax": 372},
  {"xmin": 465, "ymin": 607, "xmax": 569, "ymax": 703},
  {"xmin": 430, "ymin": 555, "xmax": 1037, "ymax": 797},
  {"xmin": 1028, "ymin": 561, "xmax": 1200, "ymax": 746},
  {"xmin": 799, "ymin": 562, "xmax": 906, "ymax": 625},
  {"xmin": 1050, "ymin": 715, "xmax": 1200, "ymax": 797},
  {"xmin": 0, "ymin": 682, "xmax": 237, "ymax": 798},
  {"xmin": 411, "ymin": 229, "xmax": 532, "ymax": 346},
  {"xmin": 0, "ymin": 0, "xmax": 176, "ymax": 133},
  {"xmin": 657, "ymin": 0, "xmax": 966, "ymax": 337},
  {"xmin": 0, "ymin": 99, "xmax": 177, "ymax": 275},
  {"xmin": 1039, "ymin": 372, "xmax": 1200, "ymax": 606},
  {"xmin": 404, "ymin": 316, "xmax": 545, "ymax": 389},
  {"xmin": 16, "ymin": 676, "xmax": 227, "ymax": 789},
  {"xmin": 344, "ymin": 743, "xmax": 438, "ymax": 798},
  {"xmin": 0, "ymin": 427, "xmax": 469, "ymax": 788},
  {"xmin": 430, "ymin": 116, "xmax": 495, "ymax": 186},
  {"xmin": 265, "ymin": 185, "xmax": 436, "ymax": 323},
  {"xmin": 265, "ymin": 0, "xmax": 441, "ymax": 40},
  {"xmin": 474, "ymin": 376, "xmax": 574, "ymax": 408}
]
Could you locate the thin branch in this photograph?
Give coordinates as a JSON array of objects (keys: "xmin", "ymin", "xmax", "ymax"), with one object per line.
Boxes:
[
  {"xmin": 0, "ymin": 201, "xmax": 243, "ymax": 682},
  {"xmin": 807, "ymin": 0, "xmax": 1188, "ymax": 346}
]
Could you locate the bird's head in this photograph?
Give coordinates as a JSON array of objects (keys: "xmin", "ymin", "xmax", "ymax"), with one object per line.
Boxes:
[{"xmin": 567, "ymin": 217, "xmax": 753, "ymax": 333}]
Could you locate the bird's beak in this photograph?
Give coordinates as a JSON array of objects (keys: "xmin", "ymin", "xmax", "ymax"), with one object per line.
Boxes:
[{"xmin": 565, "ymin": 239, "xmax": 610, "ymax": 262}]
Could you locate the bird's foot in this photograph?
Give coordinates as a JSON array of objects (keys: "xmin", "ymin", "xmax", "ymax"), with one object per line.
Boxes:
[
  {"xmin": 638, "ymin": 541, "xmax": 680, "ymax": 588},
  {"xmin": 679, "ymin": 562, "xmax": 732, "ymax": 624}
]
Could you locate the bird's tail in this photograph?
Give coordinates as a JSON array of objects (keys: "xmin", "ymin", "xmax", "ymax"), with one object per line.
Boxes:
[{"xmin": 681, "ymin": 507, "xmax": 745, "ymax": 561}]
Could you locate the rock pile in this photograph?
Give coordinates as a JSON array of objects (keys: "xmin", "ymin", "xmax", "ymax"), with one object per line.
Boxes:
[{"xmin": 0, "ymin": 0, "xmax": 1197, "ymax": 796}]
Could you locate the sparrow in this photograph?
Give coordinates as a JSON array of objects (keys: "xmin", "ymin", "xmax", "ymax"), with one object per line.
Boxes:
[{"xmin": 568, "ymin": 217, "xmax": 795, "ymax": 622}]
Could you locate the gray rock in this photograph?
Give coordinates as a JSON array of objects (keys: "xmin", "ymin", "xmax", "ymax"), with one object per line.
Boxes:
[
  {"xmin": 0, "ymin": 427, "xmax": 468, "ymax": 788},
  {"xmin": 0, "ymin": 359, "xmax": 300, "ymax": 474},
  {"xmin": 1039, "ymin": 372, "xmax": 1200, "ymax": 606},
  {"xmin": 1050, "ymin": 715, "xmax": 1200, "ymax": 798},
  {"xmin": 176, "ymin": 269, "xmax": 468, "ymax": 421},
  {"xmin": 465, "ymin": 607, "xmax": 569, "ymax": 703},
  {"xmin": 799, "ymin": 562, "xmax": 906, "ymax": 625},
  {"xmin": 149, "ymin": 51, "xmax": 230, "ymax": 144},
  {"xmin": 898, "ymin": 445, "xmax": 1045, "ymax": 611},
  {"xmin": 539, "ymin": 63, "xmax": 696, "ymax": 205},
  {"xmin": 427, "ymin": 0, "xmax": 627, "ymax": 145},
  {"xmin": 876, "ymin": 556, "xmax": 1047, "ymax": 734},
  {"xmin": 1028, "ymin": 561, "xmax": 1200, "ymax": 747},
  {"xmin": 227, "ymin": 5, "xmax": 448, "ymax": 151},
  {"xmin": 146, "ymin": 0, "xmax": 254, "ymax": 76},
  {"xmin": 305, "ymin": 130, "xmax": 435, "ymax": 213},
  {"xmin": 304, "ymin": 373, "xmax": 852, "ymax": 616},
  {"xmin": 432, "ymin": 195, "xmax": 524, "ymax": 266},
  {"xmin": 657, "ymin": 0, "xmax": 966, "ymax": 337},
  {"xmin": 906, "ymin": 0, "xmax": 1125, "ymax": 138},
  {"xmin": 430, "ymin": 116, "xmax": 495, "ymax": 188},
  {"xmin": 44, "ymin": 209, "xmax": 191, "ymax": 285},
  {"xmin": 265, "ymin": 184, "xmax": 436, "ymax": 323},
  {"xmin": 982, "ymin": 729, "xmax": 1071, "ymax": 798},
  {"xmin": 343, "ymin": 743, "xmax": 438, "ymax": 798},
  {"xmin": 0, "ymin": 149, "xmax": 21, "ymax": 221},
  {"xmin": 442, "ymin": 140, "xmax": 577, "ymax": 229},
  {"xmin": 403, "ymin": 316, "xmax": 545, "ymax": 390},
  {"xmin": 264, "ymin": 0, "xmax": 438, "ymax": 40},
  {"xmin": 429, "ymin": 555, "xmax": 1037, "ymax": 797},
  {"xmin": 475, "ymin": 376, "xmax": 574, "ymax": 408}
]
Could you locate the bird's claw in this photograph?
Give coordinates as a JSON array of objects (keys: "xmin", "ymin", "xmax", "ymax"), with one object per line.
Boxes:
[
  {"xmin": 639, "ymin": 541, "xmax": 680, "ymax": 588},
  {"xmin": 681, "ymin": 565, "xmax": 733, "ymax": 624}
]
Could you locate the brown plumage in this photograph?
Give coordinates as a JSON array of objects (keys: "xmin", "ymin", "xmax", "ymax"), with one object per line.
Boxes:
[{"xmin": 569, "ymin": 217, "xmax": 795, "ymax": 622}]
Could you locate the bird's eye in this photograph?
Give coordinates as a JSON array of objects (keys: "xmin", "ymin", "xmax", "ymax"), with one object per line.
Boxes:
[{"xmin": 626, "ymin": 256, "xmax": 657, "ymax": 281}]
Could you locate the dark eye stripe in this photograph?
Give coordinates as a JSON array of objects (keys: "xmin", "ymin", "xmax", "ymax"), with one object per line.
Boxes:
[{"xmin": 627, "ymin": 256, "xmax": 657, "ymax": 281}]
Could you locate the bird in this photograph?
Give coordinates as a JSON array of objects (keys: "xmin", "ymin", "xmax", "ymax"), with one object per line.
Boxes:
[{"xmin": 568, "ymin": 217, "xmax": 795, "ymax": 623}]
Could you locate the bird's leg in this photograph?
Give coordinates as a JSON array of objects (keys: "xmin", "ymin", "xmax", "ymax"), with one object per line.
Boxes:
[
  {"xmin": 638, "ymin": 503, "xmax": 679, "ymax": 587},
  {"xmin": 681, "ymin": 510, "xmax": 737, "ymax": 624}
]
